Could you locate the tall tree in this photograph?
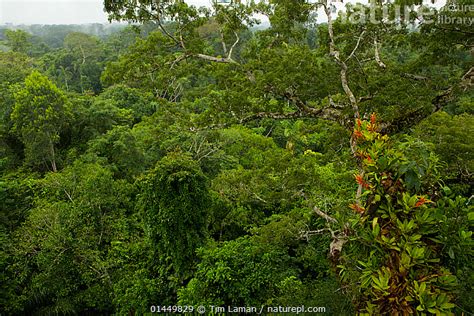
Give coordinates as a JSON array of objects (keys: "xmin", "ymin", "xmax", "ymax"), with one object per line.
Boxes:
[
  {"xmin": 140, "ymin": 152, "xmax": 210, "ymax": 279},
  {"xmin": 0, "ymin": 52, "xmax": 33, "ymax": 170},
  {"xmin": 11, "ymin": 71, "xmax": 71, "ymax": 172},
  {"xmin": 60, "ymin": 32, "xmax": 105, "ymax": 93},
  {"xmin": 4, "ymin": 29, "xmax": 32, "ymax": 54}
]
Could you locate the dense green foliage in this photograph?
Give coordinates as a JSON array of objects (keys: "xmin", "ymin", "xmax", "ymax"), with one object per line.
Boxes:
[
  {"xmin": 340, "ymin": 117, "xmax": 469, "ymax": 314},
  {"xmin": 0, "ymin": 0, "xmax": 472, "ymax": 315}
]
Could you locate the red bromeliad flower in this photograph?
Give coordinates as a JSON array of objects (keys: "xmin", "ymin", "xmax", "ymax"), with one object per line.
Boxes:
[
  {"xmin": 349, "ymin": 203, "xmax": 365, "ymax": 214},
  {"xmin": 414, "ymin": 196, "xmax": 432, "ymax": 208},
  {"xmin": 354, "ymin": 174, "xmax": 365, "ymax": 185},
  {"xmin": 370, "ymin": 113, "xmax": 377, "ymax": 125},
  {"xmin": 354, "ymin": 174, "xmax": 370, "ymax": 189},
  {"xmin": 367, "ymin": 123, "xmax": 377, "ymax": 132},
  {"xmin": 356, "ymin": 151, "xmax": 371, "ymax": 161},
  {"xmin": 356, "ymin": 118, "xmax": 362, "ymax": 128},
  {"xmin": 353, "ymin": 129, "xmax": 364, "ymax": 140}
]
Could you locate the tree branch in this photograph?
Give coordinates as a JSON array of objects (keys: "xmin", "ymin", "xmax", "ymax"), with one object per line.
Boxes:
[
  {"xmin": 381, "ymin": 66, "xmax": 473, "ymax": 133},
  {"xmin": 345, "ymin": 30, "xmax": 366, "ymax": 62},
  {"xmin": 358, "ymin": 95, "xmax": 374, "ymax": 103},
  {"xmin": 432, "ymin": 25, "xmax": 474, "ymax": 36},
  {"xmin": 190, "ymin": 105, "xmax": 344, "ymax": 132},
  {"xmin": 322, "ymin": 1, "xmax": 359, "ymax": 119},
  {"xmin": 401, "ymin": 73, "xmax": 429, "ymax": 81},
  {"xmin": 194, "ymin": 53, "xmax": 239, "ymax": 64},
  {"xmin": 328, "ymin": 95, "xmax": 345, "ymax": 108},
  {"xmin": 227, "ymin": 30, "xmax": 240, "ymax": 61},
  {"xmin": 374, "ymin": 37, "xmax": 386, "ymax": 69},
  {"xmin": 311, "ymin": 205, "xmax": 348, "ymax": 260},
  {"xmin": 313, "ymin": 206, "xmax": 337, "ymax": 223},
  {"xmin": 190, "ymin": 111, "xmax": 308, "ymax": 132},
  {"xmin": 147, "ymin": 10, "xmax": 183, "ymax": 48},
  {"xmin": 220, "ymin": 31, "xmax": 228, "ymax": 55},
  {"xmin": 461, "ymin": 66, "xmax": 473, "ymax": 90},
  {"xmin": 149, "ymin": 9, "xmax": 239, "ymax": 65},
  {"xmin": 299, "ymin": 228, "xmax": 333, "ymax": 241}
]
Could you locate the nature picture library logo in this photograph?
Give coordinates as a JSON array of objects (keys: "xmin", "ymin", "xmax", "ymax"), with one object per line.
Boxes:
[
  {"xmin": 438, "ymin": 3, "xmax": 474, "ymax": 25},
  {"xmin": 328, "ymin": 0, "xmax": 473, "ymax": 26}
]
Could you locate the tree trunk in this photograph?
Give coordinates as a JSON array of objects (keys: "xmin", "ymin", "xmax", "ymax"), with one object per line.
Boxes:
[{"xmin": 49, "ymin": 139, "xmax": 57, "ymax": 172}]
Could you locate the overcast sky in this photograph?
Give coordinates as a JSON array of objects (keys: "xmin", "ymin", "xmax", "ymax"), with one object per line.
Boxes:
[
  {"xmin": 0, "ymin": 0, "xmax": 446, "ymax": 25},
  {"xmin": 0, "ymin": 0, "xmax": 209, "ymax": 25}
]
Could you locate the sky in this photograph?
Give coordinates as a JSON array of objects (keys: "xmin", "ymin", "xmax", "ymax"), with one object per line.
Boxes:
[
  {"xmin": 0, "ymin": 0, "xmax": 447, "ymax": 25},
  {"xmin": 0, "ymin": 0, "xmax": 210, "ymax": 25}
]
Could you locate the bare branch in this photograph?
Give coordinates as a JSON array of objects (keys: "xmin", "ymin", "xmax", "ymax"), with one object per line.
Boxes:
[
  {"xmin": 227, "ymin": 30, "xmax": 240, "ymax": 61},
  {"xmin": 166, "ymin": 51, "xmax": 238, "ymax": 67},
  {"xmin": 282, "ymin": 89, "xmax": 347, "ymax": 122},
  {"xmin": 179, "ymin": 33, "xmax": 186, "ymax": 50},
  {"xmin": 345, "ymin": 30, "xmax": 366, "ymax": 62},
  {"xmin": 328, "ymin": 95, "xmax": 345, "ymax": 108},
  {"xmin": 313, "ymin": 206, "xmax": 337, "ymax": 223},
  {"xmin": 374, "ymin": 37, "xmax": 386, "ymax": 69},
  {"xmin": 358, "ymin": 95, "xmax": 374, "ymax": 103},
  {"xmin": 330, "ymin": 236, "xmax": 347, "ymax": 259},
  {"xmin": 461, "ymin": 66, "xmax": 473, "ymax": 90},
  {"xmin": 159, "ymin": 21, "xmax": 182, "ymax": 47},
  {"xmin": 147, "ymin": 10, "xmax": 183, "ymax": 48},
  {"xmin": 253, "ymin": 193, "xmax": 269, "ymax": 204},
  {"xmin": 339, "ymin": 66, "xmax": 359, "ymax": 117},
  {"xmin": 401, "ymin": 73, "xmax": 429, "ymax": 81},
  {"xmin": 63, "ymin": 189, "xmax": 74, "ymax": 203},
  {"xmin": 167, "ymin": 53, "xmax": 189, "ymax": 69},
  {"xmin": 299, "ymin": 228, "xmax": 333, "ymax": 241},
  {"xmin": 149, "ymin": 9, "xmax": 240, "ymax": 65},
  {"xmin": 220, "ymin": 31, "xmax": 228, "ymax": 55},
  {"xmin": 309, "ymin": 204, "xmax": 348, "ymax": 259},
  {"xmin": 195, "ymin": 53, "xmax": 239, "ymax": 64},
  {"xmin": 322, "ymin": 1, "xmax": 359, "ymax": 119}
]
